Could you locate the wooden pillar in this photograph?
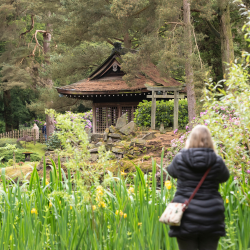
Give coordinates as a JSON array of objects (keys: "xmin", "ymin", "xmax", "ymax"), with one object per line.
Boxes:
[
  {"xmin": 151, "ymin": 91, "xmax": 156, "ymax": 130},
  {"xmin": 174, "ymin": 90, "xmax": 179, "ymax": 131},
  {"xmin": 92, "ymin": 103, "xmax": 96, "ymax": 133}
]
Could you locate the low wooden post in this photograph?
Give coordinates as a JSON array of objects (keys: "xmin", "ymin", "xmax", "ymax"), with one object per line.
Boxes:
[
  {"xmin": 174, "ymin": 91, "xmax": 179, "ymax": 131},
  {"xmin": 92, "ymin": 103, "xmax": 96, "ymax": 133},
  {"xmin": 151, "ymin": 91, "xmax": 156, "ymax": 130}
]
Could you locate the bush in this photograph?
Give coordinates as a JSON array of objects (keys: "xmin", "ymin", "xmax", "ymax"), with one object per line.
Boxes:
[
  {"xmin": 134, "ymin": 99, "xmax": 188, "ymax": 129},
  {"xmin": 46, "ymin": 133, "xmax": 61, "ymax": 150}
]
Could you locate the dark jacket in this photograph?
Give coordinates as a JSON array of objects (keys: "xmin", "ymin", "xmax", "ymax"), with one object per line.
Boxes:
[
  {"xmin": 42, "ymin": 125, "xmax": 46, "ymax": 135},
  {"xmin": 167, "ymin": 148, "xmax": 230, "ymax": 238}
]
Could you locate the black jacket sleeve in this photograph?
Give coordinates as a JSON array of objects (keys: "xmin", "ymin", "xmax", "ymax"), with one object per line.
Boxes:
[
  {"xmin": 217, "ymin": 156, "xmax": 230, "ymax": 183},
  {"xmin": 167, "ymin": 154, "xmax": 180, "ymax": 178}
]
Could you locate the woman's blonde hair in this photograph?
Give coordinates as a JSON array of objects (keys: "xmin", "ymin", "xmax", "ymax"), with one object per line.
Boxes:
[{"xmin": 185, "ymin": 125, "xmax": 214, "ymax": 150}]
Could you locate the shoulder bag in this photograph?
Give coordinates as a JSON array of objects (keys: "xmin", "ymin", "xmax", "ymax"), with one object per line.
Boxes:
[{"xmin": 159, "ymin": 166, "xmax": 211, "ymax": 226}]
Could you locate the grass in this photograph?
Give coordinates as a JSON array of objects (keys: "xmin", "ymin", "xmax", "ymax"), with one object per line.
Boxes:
[{"xmin": 19, "ymin": 142, "xmax": 46, "ymax": 158}]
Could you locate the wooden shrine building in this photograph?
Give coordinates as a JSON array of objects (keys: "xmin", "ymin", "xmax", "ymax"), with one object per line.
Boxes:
[{"xmin": 56, "ymin": 43, "xmax": 185, "ymax": 133}]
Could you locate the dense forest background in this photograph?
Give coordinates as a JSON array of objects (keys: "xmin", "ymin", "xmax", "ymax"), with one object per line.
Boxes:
[{"xmin": 0, "ymin": 0, "xmax": 249, "ymax": 132}]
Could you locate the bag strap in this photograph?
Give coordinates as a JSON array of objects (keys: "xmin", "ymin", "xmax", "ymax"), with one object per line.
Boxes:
[{"xmin": 183, "ymin": 166, "xmax": 212, "ymax": 210}]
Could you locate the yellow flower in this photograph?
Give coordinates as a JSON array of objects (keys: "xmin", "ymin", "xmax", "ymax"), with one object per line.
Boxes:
[
  {"xmin": 49, "ymin": 202, "xmax": 52, "ymax": 208},
  {"xmin": 92, "ymin": 205, "xmax": 97, "ymax": 211},
  {"xmin": 98, "ymin": 201, "xmax": 106, "ymax": 208},
  {"xmin": 31, "ymin": 208, "xmax": 38, "ymax": 215},
  {"xmin": 226, "ymin": 198, "xmax": 229, "ymax": 203},
  {"xmin": 138, "ymin": 222, "xmax": 142, "ymax": 226},
  {"xmin": 121, "ymin": 171, "xmax": 127, "ymax": 176},
  {"xmin": 59, "ymin": 201, "xmax": 61, "ymax": 204},
  {"xmin": 128, "ymin": 187, "xmax": 134, "ymax": 194},
  {"xmin": 115, "ymin": 210, "xmax": 119, "ymax": 215},
  {"xmin": 70, "ymin": 206, "xmax": 72, "ymax": 210},
  {"xmin": 119, "ymin": 211, "xmax": 124, "ymax": 216},
  {"xmin": 124, "ymin": 213, "xmax": 127, "ymax": 219},
  {"xmin": 46, "ymin": 179, "xmax": 49, "ymax": 186},
  {"xmin": 237, "ymin": 191, "xmax": 239, "ymax": 193},
  {"xmin": 165, "ymin": 181, "xmax": 172, "ymax": 190}
]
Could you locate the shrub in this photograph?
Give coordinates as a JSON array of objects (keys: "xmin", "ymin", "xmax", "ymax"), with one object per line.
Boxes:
[
  {"xmin": 134, "ymin": 99, "xmax": 188, "ymax": 129},
  {"xmin": 46, "ymin": 133, "xmax": 61, "ymax": 151}
]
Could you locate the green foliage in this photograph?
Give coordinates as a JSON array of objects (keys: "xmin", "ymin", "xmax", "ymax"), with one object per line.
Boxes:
[
  {"xmin": 0, "ymin": 153, "xmax": 248, "ymax": 249},
  {"xmin": 0, "ymin": 148, "xmax": 40, "ymax": 163},
  {"xmin": 0, "ymin": 138, "xmax": 22, "ymax": 148},
  {"xmin": 46, "ymin": 109, "xmax": 112, "ymax": 190},
  {"xmin": 46, "ymin": 133, "xmax": 61, "ymax": 151},
  {"xmin": 134, "ymin": 99, "xmax": 188, "ymax": 129},
  {"xmin": 0, "ymin": 120, "xmax": 5, "ymax": 133}
]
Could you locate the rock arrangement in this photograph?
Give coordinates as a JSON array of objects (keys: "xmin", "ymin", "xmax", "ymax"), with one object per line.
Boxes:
[{"xmin": 88, "ymin": 113, "xmax": 156, "ymax": 161}]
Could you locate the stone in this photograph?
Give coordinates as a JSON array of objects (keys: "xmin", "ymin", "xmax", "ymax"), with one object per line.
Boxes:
[
  {"xmin": 116, "ymin": 113, "xmax": 127, "ymax": 129},
  {"xmin": 119, "ymin": 121, "xmax": 136, "ymax": 135},
  {"xmin": 109, "ymin": 125, "xmax": 116, "ymax": 133},
  {"xmin": 142, "ymin": 132, "xmax": 156, "ymax": 140},
  {"xmin": 90, "ymin": 154, "xmax": 98, "ymax": 162},
  {"xmin": 104, "ymin": 128, "xmax": 109, "ymax": 141},
  {"xmin": 107, "ymin": 137, "xmax": 113, "ymax": 143},
  {"xmin": 160, "ymin": 123, "xmax": 165, "ymax": 134},
  {"xmin": 96, "ymin": 142, "xmax": 104, "ymax": 147},
  {"xmin": 130, "ymin": 138, "xmax": 146, "ymax": 146},
  {"xmin": 112, "ymin": 147, "xmax": 125, "ymax": 154},
  {"xmin": 91, "ymin": 133, "xmax": 103, "ymax": 142},
  {"xmin": 109, "ymin": 133, "xmax": 122, "ymax": 139},
  {"xmin": 89, "ymin": 148, "xmax": 99, "ymax": 153},
  {"xmin": 88, "ymin": 143, "xmax": 96, "ymax": 149}
]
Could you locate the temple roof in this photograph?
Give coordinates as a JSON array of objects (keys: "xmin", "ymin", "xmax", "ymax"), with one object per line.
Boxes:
[{"xmin": 56, "ymin": 43, "xmax": 184, "ymax": 96}]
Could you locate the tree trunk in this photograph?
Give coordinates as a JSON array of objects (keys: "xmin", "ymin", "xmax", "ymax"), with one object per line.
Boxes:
[
  {"xmin": 183, "ymin": 0, "xmax": 196, "ymax": 125},
  {"xmin": 3, "ymin": 90, "xmax": 12, "ymax": 132},
  {"xmin": 219, "ymin": 0, "xmax": 234, "ymax": 80},
  {"xmin": 124, "ymin": 33, "xmax": 131, "ymax": 49},
  {"xmin": 43, "ymin": 22, "xmax": 53, "ymax": 88},
  {"xmin": 46, "ymin": 114, "xmax": 54, "ymax": 138}
]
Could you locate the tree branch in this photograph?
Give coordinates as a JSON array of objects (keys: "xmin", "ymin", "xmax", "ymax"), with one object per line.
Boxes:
[
  {"xmin": 165, "ymin": 22, "xmax": 185, "ymax": 26},
  {"xmin": 106, "ymin": 39, "xmax": 114, "ymax": 45},
  {"xmin": 131, "ymin": 5, "xmax": 150, "ymax": 17},
  {"xmin": 205, "ymin": 20, "xmax": 220, "ymax": 38},
  {"xmin": 20, "ymin": 15, "xmax": 35, "ymax": 38},
  {"xmin": 112, "ymin": 37, "xmax": 124, "ymax": 42}
]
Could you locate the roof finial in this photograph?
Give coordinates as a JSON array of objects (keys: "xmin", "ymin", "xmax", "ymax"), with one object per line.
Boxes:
[{"xmin": 112, "ymin": 42, "xmax": 122, "ymax": 53}]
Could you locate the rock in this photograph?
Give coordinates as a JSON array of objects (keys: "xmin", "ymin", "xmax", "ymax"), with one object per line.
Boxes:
[
  {"xmin": 90, "ymin": 154, "xmax": 98, "ymax": 162},
  {"xmin": 88, "ymin": 143, "xmax": 96, "ymax": 149},
  {"xmin": 109, "ymin": 125, "xmax": 116, "ymax": 133},
  {"xmin": 142, "ymin": 132, "xmax": 156, "ymax": 140},
  {"xmin": 116, "ymin": 113, "xmax": 127, "ymax": 129},
  {"xmin": 89, "ymin": 148, "xmax": 99, "ymax": 153},
  {"xmin": 96, "ymin": 142, "xmax": 104, "ymax": 147},
  {"xmin": 130, "ymin": 138, "xmax": 146, "ymax": 146},
  {"xmin": 160, "ymin": 123, "xmax": 165, "ymax": 134},
  {"xmin": 107, "ymin": 137, "xmax": 113, "ymax": 143},
  {"xmin": 119, "ymin": 121, "xmax": 136, "ymax": 135},
  {"xmin": 112, "ymin": 147, "xmax": 125, "ymax": 154},
  {"xmin": 104, "ymin": 128, "xmax": 109, "ymax": 141},
  {"xmin": 91, "ymin": 133, "xmax": 103, "ymax": 142},
  {"xmin": 109, "ymin": 133, "xmax": 122, "ymax": 139}
]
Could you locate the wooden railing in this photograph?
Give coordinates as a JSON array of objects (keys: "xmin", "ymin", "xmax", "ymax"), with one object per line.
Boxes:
[{"xmin": 0, "ymin": 129, "xmax": 46, "ymax": 143}]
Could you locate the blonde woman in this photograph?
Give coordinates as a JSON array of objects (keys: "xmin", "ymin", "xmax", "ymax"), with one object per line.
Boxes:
[{"xmin": 167, "ymin": 125, "xmax": 229, "ymax": 250}]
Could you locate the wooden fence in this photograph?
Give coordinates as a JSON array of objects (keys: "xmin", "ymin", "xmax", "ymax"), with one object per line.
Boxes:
[{"xmin": 0, "ymin": 129, "xmax": 46, "ymax": 143}]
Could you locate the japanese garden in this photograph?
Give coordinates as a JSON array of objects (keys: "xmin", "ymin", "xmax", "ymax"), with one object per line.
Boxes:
[{"xmin": 0, "ymin": 0, "xmax": 250, "ymax": 249}]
